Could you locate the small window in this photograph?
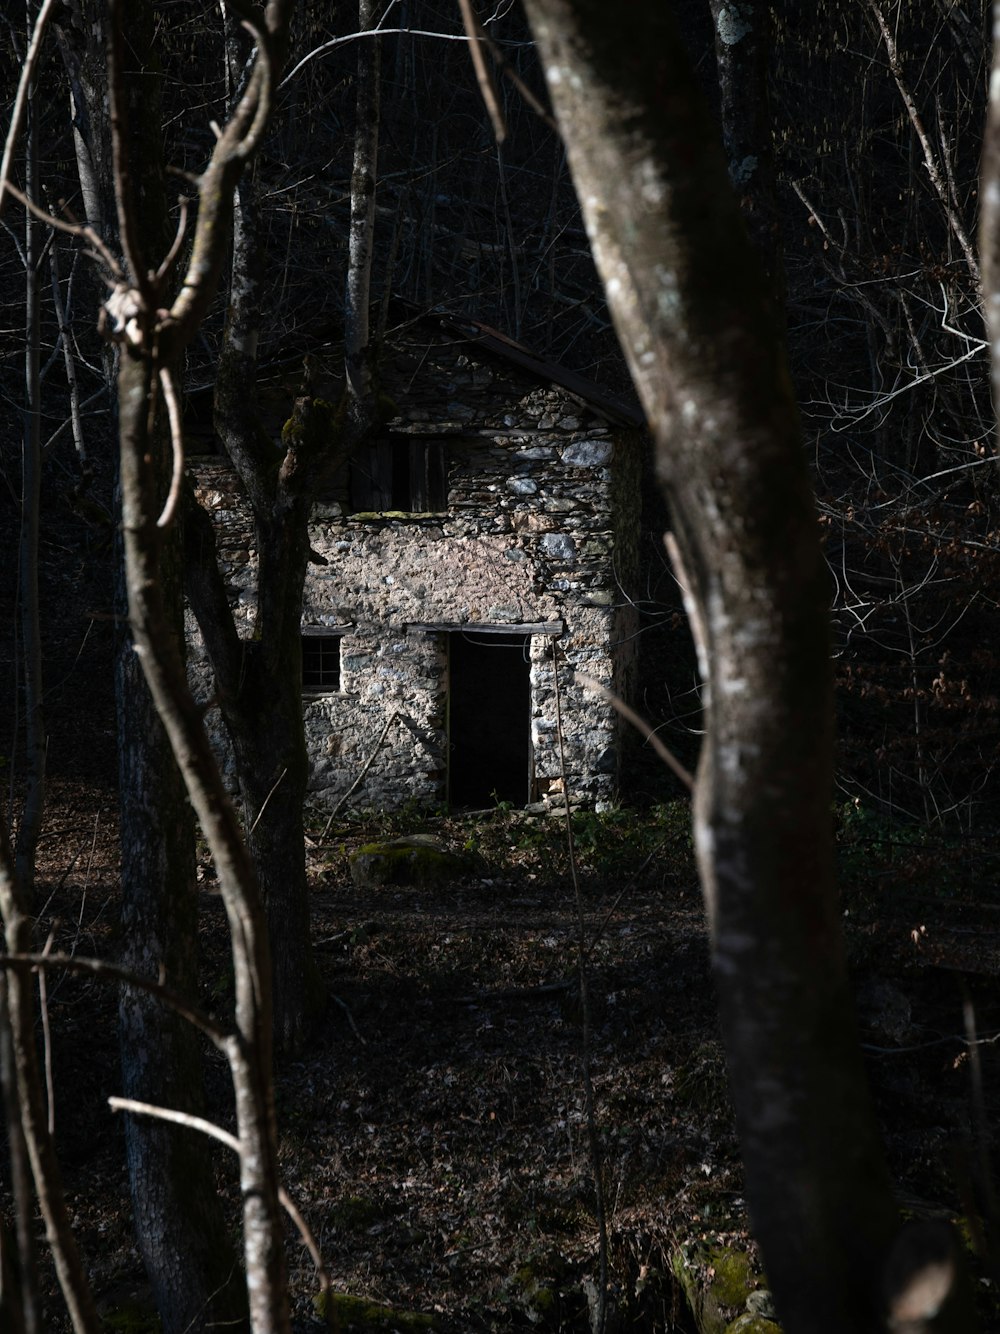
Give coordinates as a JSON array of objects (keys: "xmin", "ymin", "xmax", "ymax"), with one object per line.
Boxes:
[
  {"xmin": 302, "ymin": 636, "xmax": 341, "ymax": 692},
  {"xmin": 350, "ymin": 435, "xmax": 447, "ymax": 513}
]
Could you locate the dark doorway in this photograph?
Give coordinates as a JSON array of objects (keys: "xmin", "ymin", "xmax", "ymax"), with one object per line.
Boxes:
[{"xmin": 448, "ymin": 631, "xmax": 531, "ymax": 809}]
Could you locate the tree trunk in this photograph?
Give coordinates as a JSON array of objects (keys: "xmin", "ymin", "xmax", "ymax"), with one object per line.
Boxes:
[
  {"xmin": 521, "ymin": 3, "xmax": 912, "ymax": 1329},
  {"xmin": 110, "ymin": 2, "xmax": 245, "ymax": 1326},
  {"xmin": 15, "ymin": 48, "xmax": 45, "ymax": 896},
  {"xmin": 981, "ymin": 0, "xmax": 1000, "ymax": 416},
  {"xmin": 345, "ymin": 0, "xmax": 383, "ymax": 415},
  {"xmin": 116, "ymin": 638, "xmax": 248, "ymax": 1333},
  {"xmin": 183, "ymin": 9, "xmax": 325, "ymax": 1055},
  {"xmin": 707, "ymin": 0, "xmax": 784, "ymax": 317},
  {"xmin": 228, "ymin": 636, "xmax": 319, "ymax": 1056},
  {"xmin": 116, "ymin": 337, "xmax": 290, "ymax": 1334},
  {"xmin": 185, "ymin": 471, "xmax": 327, "ymax": 1055},
  {"xmin": 106, "ymin": 0, "xmax": 300, "ymax": 1317}
]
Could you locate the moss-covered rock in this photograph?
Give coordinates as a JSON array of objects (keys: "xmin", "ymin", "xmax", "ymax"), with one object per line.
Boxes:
[
  {"xmin": 312, "ymin": 1290, "xmax": 443, "ymax": 1330},
  {"xmin": 517, "ymin": 1274, "xmax": 558, "ymax": 1319},
  {"xmin": 511, "ymin": 1261, "xmax": 559, "ymax": 1323},
  {"xmin": 671, "ymin": 1241, "xmax": 774, "ymax": 1334},
  {"xmin": 349, "ymin": 835, "xmax": 476, "ymax": 888},
  {"xmin": 706, "ymin": 1246, "xmax": 754, "ymax": 1309},
  {"xmin": 724, "ymin": 1315, "xmax": 781, "ymax": 1334},
  {"xmin": 505, "ymin": 1251, "xmax": 583, "ymax": 1328}
]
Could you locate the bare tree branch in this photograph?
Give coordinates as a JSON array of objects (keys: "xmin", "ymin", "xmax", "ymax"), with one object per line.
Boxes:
[
  {"xmin": 981, "ymin": 0, "xmax": 1000, "ymax": 422},
  {"xmin": 0, "ymin": 0, "xmax": 60, "ymax": 220},
  {"xmin": 0, "ymin": 818, "xmax": 99, "ymax": 1333},
  {"xmin": 0, "ymin": 952, "xmax": 229, "ymax": 1049},
  {"xmin": 155, "ymin": 364, "xmax": 185, "ymax": 530},
  {"xmin": 109, "ymin": 1098, "xmax": 333, "ymax": 1295},
  {"xmin": 458, "ymin": 0, "xmax": 507, "ymax": 142},
  {"xmin": 867, "ymin": 0, "xmax": 981, "ymax": 289},
  {"xmin": 577, "ymin": 673, "xmax": 694, "ymax": 791}
]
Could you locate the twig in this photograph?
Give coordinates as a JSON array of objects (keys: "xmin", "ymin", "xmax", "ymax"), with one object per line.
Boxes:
[
  {"xmin": 321, "ymin": 711, "xmax": 399, "ymax": 836},
  {"xmin": 663, "ymin": 532, "xmax": 709, "ymax": 704},
  {"xmin": 467, "ymin": 15, "xmax": 557, "ymax": 133},
  {"xmin": 330, "ymin": 993, "xmax": 367, "ymax": 1046},
  {"xmin": 108, "ymin": 1098, "xmax": 333, "ymax": 1294},
  {"xmin": 789, "ymin": 179, "xmax": 839, "ymax": 252},
  {"xmin": 458, "ymin": 0, "xmax": 507, "ymax": 143},
  {"xmin": 247, "ymin": 767, "xmax": 288, "ymax": 838},
  {"xmin": 0, "ymin": 952, "xmax": 228, "ymax": 1050},
  {"xmin": 576, "ymin": 672, "xmax": 693, "ymax": 791},
  {"xmin": 866, "ymin": 0, "xmax": 980, "ymax": 289},
  {"xmin": 155, "ymin": 363, "xmax": 185, "ymax": 530},
  {"xmin": 279, "ymin": 24, "xmax": 533, "ymax": 90},
  {"xmin": 108, "ymin": 1097, "xmax": 240, "ymax": 1152},
  {"xmin": 48, "ymin": 243, "xmax": 88, "ymax": 472},
  {"xmin": 39, "ymin": 932, "xmax": 55, "ymax": 1137},
  {"xmin": 0, "ymin": 0, "xmax": 60, "ymax": 221},
  {"xmin": 276, "ymin": 1186, "xmax": 332, "ymax": 1301},
  {"xmin": 0, "ymin": 820, "xmax": 100, "ymax": 1333},
  {"xmin": 2, "ymin": 182, "xmax": 121, "ymax": 280},
  {"xmin": 154, "ymin": 196, "xmax": 189, "ymax": 285}
]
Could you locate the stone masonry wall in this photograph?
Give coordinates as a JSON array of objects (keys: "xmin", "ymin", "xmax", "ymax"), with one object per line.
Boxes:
[{"xmin": 187, "ymin": 331, "xmax": 642, "ymax": 812}]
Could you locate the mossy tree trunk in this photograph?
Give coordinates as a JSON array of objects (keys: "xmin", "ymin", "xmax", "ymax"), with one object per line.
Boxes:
[
  {"xmin": 105, "ymin": 0, "xmax": 299, "ymax": 1321},
  {"xmin": 182, "ymin": 5, "xmax": 385, "ymax": 1052},
  {"xmin": 186, "ymin": 466, "xmax": 327, "ymax": 1053},
  {"xmin": 117, "ymin": 335, "xmax": 291, "ymax": 1334},
  {"xmin": 189, "ymin": 32, "xmax": 331, "ymax": 1048},
  {"xmin": 188, "ymin": 349, "xmax": 341, "ymax": 1051}
]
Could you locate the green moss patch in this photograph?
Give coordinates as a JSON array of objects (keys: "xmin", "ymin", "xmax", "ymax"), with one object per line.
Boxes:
[
  {"xmin": 505, "ymin": 1250, "xmax": 582, "ymax": 1328},
  {"xmin": 349, "ymin": 835, "xmax": 475, "ymax": 888},
  {"xmin": 672, "ymin": 1241, "xmax": 772, "ymax": 1334},
  {"xmin": 724, "ymin": 1316, "xmax": 781, "ymax": 1334},
  {"xmin": 312, "ymin": 1290, "xmax": 442, "ymax": 1330},
  {"xmin": 101, "ymin": 1306, "xmax": 162, "ymax": 1334}
]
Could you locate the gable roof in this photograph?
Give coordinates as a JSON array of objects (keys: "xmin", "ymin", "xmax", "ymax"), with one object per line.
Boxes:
[
  {"xmin": 429, "ymin": 311, "xmax": 646, "ymax": 430},
  {"xmin": 185, "ymin": 303, "xmax": 646, "ymax": 437}
]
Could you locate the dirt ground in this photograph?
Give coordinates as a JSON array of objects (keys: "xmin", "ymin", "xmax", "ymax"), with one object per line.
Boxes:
[
  {"xmin": 25, "ymin": 770, "xmax": 1000, "ymax": 1332},
  {"xmin": 6, "ymin": 469, "xmax": 1000, "ymax": 1328}
]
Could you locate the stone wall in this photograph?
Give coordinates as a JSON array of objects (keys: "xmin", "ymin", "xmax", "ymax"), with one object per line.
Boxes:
[{"xmin": 187, "ymin": 329, "xmax": 643, "ymax": 812}]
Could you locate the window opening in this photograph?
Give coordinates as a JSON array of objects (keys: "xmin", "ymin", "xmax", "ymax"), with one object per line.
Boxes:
[
  {"xmin": 350, "ymin": 435, "xmax": 447, "ymax": 513},
  {"xmin": 301, "ymin": 635, "xmax": 341, "ymax": 692}
]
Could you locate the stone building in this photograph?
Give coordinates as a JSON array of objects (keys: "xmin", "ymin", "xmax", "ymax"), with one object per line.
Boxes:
[{"xmin": 189, "ymin": 314, "xmax": 645, "ymax": 813}]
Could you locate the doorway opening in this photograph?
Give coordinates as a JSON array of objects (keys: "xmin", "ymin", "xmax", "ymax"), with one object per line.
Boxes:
[{"xmin": 448, "ymin": 631, "xmax": 532, "ymax": 809}]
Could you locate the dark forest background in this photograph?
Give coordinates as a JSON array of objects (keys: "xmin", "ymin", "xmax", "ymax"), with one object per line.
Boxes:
[
  {"xmin": 2, "ymin": 3, "xmax": 1000, "ymax": 1332},
  {"xmin": 3, "ymin": 0, "xmax": 997, "ymax": 828}
]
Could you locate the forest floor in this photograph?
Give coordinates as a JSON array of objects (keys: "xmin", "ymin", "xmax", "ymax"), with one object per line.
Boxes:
[{"xmin": 27, "ymin": 773, "xmax": 1000, "ymax": 1333}]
